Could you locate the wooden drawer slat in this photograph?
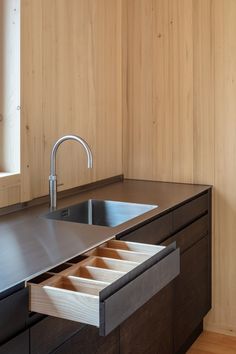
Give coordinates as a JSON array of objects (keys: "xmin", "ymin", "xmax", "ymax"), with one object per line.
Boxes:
[
  {"xmin": 89, "ymin": 257, "xmax": 139, "ymax": 272},
  {"xmin": 106, "ymin": 240, "xmax": 161, "ymax": 255},
  {"xmin": 87, "ymin": 247, "xmax": 151, "ymax": 262}
]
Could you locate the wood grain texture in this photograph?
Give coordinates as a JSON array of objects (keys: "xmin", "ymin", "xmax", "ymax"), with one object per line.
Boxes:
[
  {"xmin": 124, "ymin": 0, "xmax": 236, "ymax": 337},
  {"xmin": 0, "ymin": 174, "xmax": 21, "ymax": 207},
  {"xmin": 20, "ymin": 0, "xmax": 122, "ymax": 202},
  {"xmin": 29, "ymin": 239, "xmax": 168, "ymax": 330},
  {"xmin": 124, "ymin": 0, "xmax": 193, "ymax": 182},
  {"xmin": 29, "ymin": 283, "xmax": 100, "ymax": 326},
  {"xmin": 1, "ymin": 0, "xmax": 236, "ymax": 338},
  {"xmin": 204, "ymin": 0, "xmax": 236, "ymax": 337},
  {"xmin": 187, "ymin": 331, "xmax": 236, "ymax": 354}
]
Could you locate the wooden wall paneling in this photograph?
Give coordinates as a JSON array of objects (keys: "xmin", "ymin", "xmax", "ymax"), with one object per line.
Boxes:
[
  {"xmin": 124, "ymin": 0, "xmax": 154, "ymax": 180},
  {"xmin": 124, "ymin": 0, "xmax": 194, "ymax": 183},
  {"xmin": 0, "ymin": 174, "xmax": 21, "ymax": 207},
  {"xmin": 193, "ymin": 0, "xmax": 215, "ymax": 185},
  {"xmin": 122, "ymin": 0, "xmax": 128, "ymax": 178},
  {"xmin": 152, "ymin": 0, "xmax": 174, "ymax": 182},
  {"xmin": 192, "ymin": 0, "xmax": 216, "ymax": 334},
  {"xmin": 171, "ymin": 0, "xmax": 193, "ymax": 183},
  {"xmin": 123, "ymin": 0, "xmax": 236, "ymax": 337},
  {"xmin": 21, "ymin": 0, "xmax": 122, "ymax": 201},
  {"xmin": 21, "ymin": 0, "xmax": 43, "ymax": 202},
  {"xmin": 205, "ymin": 0, "xmax": 236, "ymax": 337},
  {"xmin": 92, "ymin": 0, "xmax": 122, "ymax": 182}
]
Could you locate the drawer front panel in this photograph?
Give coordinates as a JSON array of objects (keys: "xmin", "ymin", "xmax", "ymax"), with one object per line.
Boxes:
[
  {"xmin": 0, "ymin": 330, "xmax": 29, "ymax": 354},
  {"xmin": 174, "ymin": 237, "xmax": 210, "ymax": 352},
  {"xmin": 120, "ymin": 213, "xmax": 172, "ymax": 244},
  {"xmin": 173, "ymin": 193, "xmax": 208, "ymax": 231},
  {"xmin": 161, "ymin": 215, "xmax": 208, "ymax": 254},
  {"xmin": 0, "ymin": 288, "xmax": 28, "ymax": 344},
  {"xmin": 120, "ymin": 283, "xmax": 173, "ymax": 354},
  {"xmin": 53, "ymin": 326, "xmax": 119, "ymax": 354},
  {"xmin": 100, "ymin": 248, "xmax": 180, "ymax": 336},
  {"xmin": 30, "ymin": 280, "xmax": 100, "ymax": 326},
  {"xmin": 30, "ymin": 317, "xmax": 84, "ymax": 354}
]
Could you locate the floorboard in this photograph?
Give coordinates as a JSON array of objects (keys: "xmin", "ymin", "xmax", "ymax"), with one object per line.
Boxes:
[{"xmin": 187, "ymin": 331, "xmax": 236, "ymax": 354}]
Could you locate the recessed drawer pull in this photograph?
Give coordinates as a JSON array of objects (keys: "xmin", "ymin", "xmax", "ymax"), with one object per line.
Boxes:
[{"xmin": 28, "ymin": 240, "xmax": 180, "ymax": 336}]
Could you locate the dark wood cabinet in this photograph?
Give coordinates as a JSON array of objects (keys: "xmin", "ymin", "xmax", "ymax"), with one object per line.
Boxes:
[
  {"xmin": 52, "ymin": 326, "xmax": 119, "ymax": 354},
  {"xmin": 173, "ymin": 237, "xmax": 210, "ymax": 354},
  {"xmin": 172, "ymin": 193, "xmax": 208, "ymax": 231},
  {"xmin": 0, "ymin": 189, "xmax": 211, "ymax": 354},
  {"xmin": 119, "ymin": 190, "xmax": 211, "ymax": 354},
  {"xmin": 0, "ymin": 286, "xmax": 28, "ymax": 345},
  {"xmin": 120, "ymin": 283, "xmax": 173, "ymax": 354},
  {"xmin": 30, "ymin": 317, "xmax": 84, "ymax": 354},
  {"xmin": 120, "ymin": 213, "xmax": 172, "ymax": 245},
  {"xmin": 0, "ymin": 330, "xmax": 29, "ymax": 354}
]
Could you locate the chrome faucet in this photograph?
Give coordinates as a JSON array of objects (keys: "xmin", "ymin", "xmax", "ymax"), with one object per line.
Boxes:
[{"xmin": 49, "ymin": 135, "xmax": 93, "ymax": 211}]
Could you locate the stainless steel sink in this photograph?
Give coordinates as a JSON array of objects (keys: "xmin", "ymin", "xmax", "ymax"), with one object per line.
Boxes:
[{"xmin": 44, "ymin": 199, "xmax": 158, "ymax": 227}]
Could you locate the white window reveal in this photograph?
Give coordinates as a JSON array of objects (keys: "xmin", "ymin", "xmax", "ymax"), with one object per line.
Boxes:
[{"xmin": 0, "ymin": 0, "xmax": 20, "ymax": 176}]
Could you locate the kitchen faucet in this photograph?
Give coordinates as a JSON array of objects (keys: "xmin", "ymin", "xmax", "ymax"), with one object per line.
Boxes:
[{"xmin": 49, "ymin": 135, "xmax": 93, "ymax": 211}]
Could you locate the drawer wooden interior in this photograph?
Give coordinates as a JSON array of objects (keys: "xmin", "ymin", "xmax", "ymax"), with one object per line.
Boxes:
[{"xmin": 28, "ymin": 239, "xmax": 179, "ymax": 335}]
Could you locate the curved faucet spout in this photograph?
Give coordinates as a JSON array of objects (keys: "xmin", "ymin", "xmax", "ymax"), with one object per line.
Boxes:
[{"xmin": 49, "ymin": 135, "xmax": 93, "ymax": 210}]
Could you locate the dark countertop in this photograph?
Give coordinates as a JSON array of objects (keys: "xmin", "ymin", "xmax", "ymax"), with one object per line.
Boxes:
[{"xmin": 0, "ymin": 179, "xmax": 210, "ymax": 293}]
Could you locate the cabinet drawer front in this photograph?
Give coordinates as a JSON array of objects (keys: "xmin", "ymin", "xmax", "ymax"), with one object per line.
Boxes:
[
  {"xmin": 100, "ymin": 248, "xmax": 179, "ymax": 336},
  {"xmin": 0, "ymin": 330, "xmax": 29, "ymax": 354},
  {"xmin": 161, "ymin": 215, "xmax": 208, "ymax": 254},
  {"xmin": 174, "ymin": 237, "xmax": 210, "ymax": 352},
  {"xmin": 0, "ymin": 287, "xmax": 28, "ymax": 344},
  {"xmin": 30, "ymin": 317, "xmax": 84, "ymax": 354},
  {"xmin": 173, "ymin": 193, "xmax": 208, "ymax": 231},
  {"xmin": 28, "ymin": 240, "xmax": 179, "ymax": 336},
  {"xmin": 120, "ymin": 213, "xmax": 172, "ymax": 244}
]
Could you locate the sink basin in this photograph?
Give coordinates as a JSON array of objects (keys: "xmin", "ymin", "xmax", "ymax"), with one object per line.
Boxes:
[{"xmin": 44, "ymin": 199, "xmax": 158, "ymax": 227}]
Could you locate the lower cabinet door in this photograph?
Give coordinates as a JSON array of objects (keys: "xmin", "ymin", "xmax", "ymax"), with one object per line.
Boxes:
[
  {"xmin": 0, "ymin": 287, "xmax": 28, "ymax": 345},
  {"xmin": 52, "ymin": 326, "xmax": 119, "ymax": 354},
  {"xmin": 0, "ymin": 330, "xmax": 29, "ymax": 354},
  {"xmin": 28, "ymin": 240, "xmax": 180, "ymax": 336},
  {"xmin": 30, "ymin": 317, "xmax": 84, "ymax": 354},
  {"xmin": 173, "ymin": 237, "xmax": 210, "ymax": 353},
  {"xmin": 120, "ymin": 282, "xmax": 174, "ymax": 354}
]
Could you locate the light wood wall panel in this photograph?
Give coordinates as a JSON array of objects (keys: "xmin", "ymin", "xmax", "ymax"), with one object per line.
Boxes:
[
  {"xmin": 0, "ymin": 174, "xmax": 21, "ymax": 207},
  {"xmin": 124, "ymin": 0, "xmax": 236, "ymax": 336},
  {"xmin": 123, "ymin": 0, "xmax": 194, "ymax": 183},
  {"xmin": 205, "ymin": 0, "xmax": 236, "ymax": 336},
  {"xmin": 21, "ymin": 0, "xmax": 122, "ymax": 201}
]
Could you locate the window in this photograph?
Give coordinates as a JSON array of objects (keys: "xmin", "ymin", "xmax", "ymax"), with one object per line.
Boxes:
[{"xmin": 0, "ymin": 0, "xmax": 20, "ymax": 176}]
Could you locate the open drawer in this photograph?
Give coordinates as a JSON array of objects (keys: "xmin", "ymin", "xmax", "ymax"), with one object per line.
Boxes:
[{"xmin": 28, "ymin": 239, "xmax": 179, "ymax": 336}]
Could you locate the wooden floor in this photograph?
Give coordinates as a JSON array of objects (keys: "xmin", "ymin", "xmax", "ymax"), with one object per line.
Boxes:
[{"xmin": 187, "ymin": 331, "xmax": 236, "ymax": 354}]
